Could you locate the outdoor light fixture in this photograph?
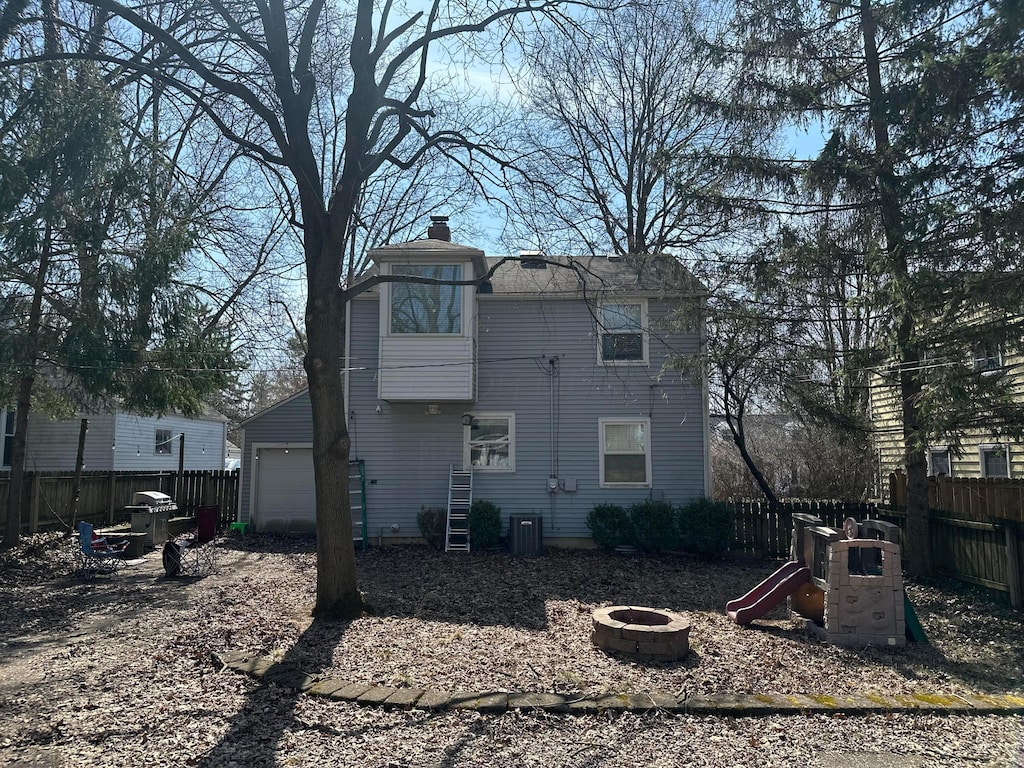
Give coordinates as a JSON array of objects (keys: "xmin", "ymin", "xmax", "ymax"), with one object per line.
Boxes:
[{"xmin": 462, "ymin": 414, "xmax": 474, "ymax": 426}]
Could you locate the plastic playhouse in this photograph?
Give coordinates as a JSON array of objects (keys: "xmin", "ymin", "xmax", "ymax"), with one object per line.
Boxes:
[{"xmin": 727, "ymin": 513, "xmax": 923, "ymax": 647}]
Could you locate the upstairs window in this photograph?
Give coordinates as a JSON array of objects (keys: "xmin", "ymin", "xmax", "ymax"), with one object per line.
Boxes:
[
  {"xmin": 973, "ymin": 342, "xmax": 1002, "ymax": 373},
  {"xmin": 390, "ymin": 264, "xmax": 462, "ymax": 334},
  {"xmin": 155, "ymin": 428, "xmax": 173, "ymax": 455},
  {"xmin": 599, "ymin": 301, "xmax": 647, "ymax": 364}
]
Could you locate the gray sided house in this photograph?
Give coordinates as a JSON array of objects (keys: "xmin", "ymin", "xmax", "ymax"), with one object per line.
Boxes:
[
  {"xmin": 0, "ymin": 406, "xmax": 228, "ymax": 473},
  {"xmin": 239, "ymin": 226, "xmax": 709, "ymax": 544}
]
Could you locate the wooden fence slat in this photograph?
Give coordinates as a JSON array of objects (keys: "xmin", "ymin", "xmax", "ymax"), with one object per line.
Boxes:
[
  {"xmin": 0, "ymin": 469, "xmax": 240, "ymax": 536},
  {"xmin": 727, "ymin": 496, "xmax": 1022, "ymax": 606}
]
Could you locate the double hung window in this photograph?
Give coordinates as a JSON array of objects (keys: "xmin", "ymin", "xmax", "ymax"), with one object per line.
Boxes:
[
  {"xmin": 1, "ymin": 410, "xmax": 14, "ymax": 467},
  {"xmin": 928, "ymin": 448, "xmax": 951, "ymax": 477},
  {"xmin": 973, "ymin": 342, "xmax": 1002, "ymax": 373},
  {"xmin": 980, "ymin": 445, "xmax": 1009, "ymax": 478},
  {"xmin": 155, "ymin": 428, "xmax": 173, "ymax": 455},
  {"xmin": 599, "ymin": 302, "xmax": 647, "ymax": 364},
  {"xmin": 599, "ymin": 418, "xmax": 651, "ymax": 486},
  {"xmin": 465, "ymin": 414, "xmax": 514, "ymax": 471}
]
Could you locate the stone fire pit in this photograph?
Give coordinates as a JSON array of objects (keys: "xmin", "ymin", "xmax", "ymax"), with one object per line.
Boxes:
[{"xmin": 591, "ymin": 606, "xmax": 690, "ymax": 662}]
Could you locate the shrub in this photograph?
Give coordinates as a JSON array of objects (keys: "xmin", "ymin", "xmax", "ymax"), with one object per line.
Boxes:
[
  {"xmin": 586, "ymin": 503, "xmax": 631, "ymax": 550},
  {"xmin": 469, "ymin": 500, "xmax": 502, "ymax": 549},
  {"xmin": 678, "ymin": 497, "xmax": 734, "ymax": 559},
  {"xmin": 628, "ymin": 500, "xmax": 678, "ymax": 553},
  {"xmin": 417, "ymin": 506, "xmax": 447, "ymax": 550}
]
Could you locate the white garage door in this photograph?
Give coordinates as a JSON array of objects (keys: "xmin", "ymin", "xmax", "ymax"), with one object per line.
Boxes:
[{"xmin": 254, "ymin": 448, "xmax": 315, "ymax": 531}]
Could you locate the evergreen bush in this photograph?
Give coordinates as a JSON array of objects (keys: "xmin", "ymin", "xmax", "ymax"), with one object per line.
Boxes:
[
  {"xmin": 678, "ymin": 498, "xmax": 733, "ymax": 559},
  {"xmin": 628, "ymin": 499, "xmax": 678, "ymax": 553},
  {"xmin": 469, "ymin": 500, "xmax": 502, "ymax": 549},
  {"xmin": 586, "ymin": 503, "xmax": 631, "ymax": 550},
  {"xmin": 417, "ymin": 506, "xmax": 447, "ymax": 550}
]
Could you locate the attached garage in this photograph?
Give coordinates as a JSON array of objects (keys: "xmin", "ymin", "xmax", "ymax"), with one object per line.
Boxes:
[{"xmin": 251, "ymin": 446, "xmax": 316, "ymax": 531}]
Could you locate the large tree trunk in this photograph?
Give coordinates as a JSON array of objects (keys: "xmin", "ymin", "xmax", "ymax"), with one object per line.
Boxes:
[
  {"xmin": 858, "ymin": 0, "xmax": 931, "ymax": 575},
  {"xmin": 304, "ymin": 233, "xmax": 360, "ymax": 619},
  {"xmin": 2, "ymin": 225, "xmax": 51, "ymax": 549},
  {"xmin": 900, "ymin": 383, "xmax": 931, "ymax": 575}
]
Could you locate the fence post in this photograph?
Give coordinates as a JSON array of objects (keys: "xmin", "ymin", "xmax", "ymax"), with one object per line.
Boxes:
[
  {"xmin": 107, "ymin": 470, "xmax": 117, "ymax": 525},
  {"xmin": 1004, "ymin": 521, "xmax": 1022, "ymax": 610},
  {"xmin": 759, "ymin": 506, "xmax": 770, "ymax": 559},
  {"xmin": 28, "ymin": 473, "xmax": 40, "ymax": 534}
]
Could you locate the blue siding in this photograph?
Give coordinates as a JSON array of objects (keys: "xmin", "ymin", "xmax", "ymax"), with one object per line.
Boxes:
[
  {"xmin": 238, "ymin": 392, "xmax": 314, "ymax": 524},
  {"xmin": 23, "ymin": 412, "xmax": 117, "ymax": 471},
  {"xmin": 113, "ymin": 413, "xmax": 225, "ymax": 471},
  {"xmin": 347, "ymin": 293, "xmax": 706, "ymax": 540},
  {"xmin": 21, "ymin": 411, "xmax": 224, "ymax": 473},
  {"xmin": 241, "ymin": 292, "xmax": 707, "ymax": 541}
]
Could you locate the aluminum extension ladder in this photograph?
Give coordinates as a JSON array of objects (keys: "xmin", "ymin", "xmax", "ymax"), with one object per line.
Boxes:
[
  {"xmin": 350, "ymin": 459, "xmax": 368, "ymax": 551},
  {"xmin": 445, "ymin": 465, "xmax": 472, "ymax": 552}
]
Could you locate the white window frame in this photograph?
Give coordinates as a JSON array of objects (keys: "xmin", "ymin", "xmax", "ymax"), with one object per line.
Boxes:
[
  {"xmin": 387, "ymin": 262, "xmax": 464, "ymax": 336},
  {"xmin": 979, "ymin": 444, "xmax": 1010, "ymax": 478},
  {"xmin": 599, "ymin": 417, "xmax": 652, "ymax": 488},
  {"xmin": 155, "ymin": 428, "xmax": 174, "ymax": 456},
  {"xmin": 973, "ymin": 342, "xmax": 1003, "ymax": 374},
  {"xmin": 464, "ymin": 413, "xmax": 515, "ymax": 472},
  {"xmin": 1, "ymin": 409, "xmax": 14, "ymax": 469},
  {"xmin": 597, "ymin": 300, "xmax": 649, "ymax": 366},
  {"xmin": 927, "ymin": 446, "xmax": 951, "ymax": 477}
]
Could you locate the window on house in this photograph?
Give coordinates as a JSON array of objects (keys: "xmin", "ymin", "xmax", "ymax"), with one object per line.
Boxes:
[
  {"xmin": 928, "ymin": 448, "xmax": 951, "ymax": 477},
  {"xmin": 465, "ymin": 414, "xmax": 514, "ymax": 471},
  {"xmin": 2, "ymin": 410, "xmax": 14, "ymax": 467},
  {"xmin": 390, "ymin": 264, "xmax": 462, "ymax": 334},
  {"xmin": 599, "ymin": 302, "xmax": 647, "ymax": 364},
  {"xmin": 980, "ymin": 445, "xmax": 1009, "ymax": 478},
  {"xmin": 155, "ymin": 429, "xmax": 173, "ymax": 455},
  {"xmin": 973, "ymin": 341, "xmax": 1002, "ymax": 373},
  {"xmin": 599, "ymin": 418, "xmax": 651, "ymax": 486}
]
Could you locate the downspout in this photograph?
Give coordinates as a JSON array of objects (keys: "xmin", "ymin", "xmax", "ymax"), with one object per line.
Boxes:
[
  {"xmin": 549, "ymin": 356, "xmax": 559, "ymax": 533},
  {"xmin": 549, "ymin": 357, "xmax": 556, "ymax": 480}
]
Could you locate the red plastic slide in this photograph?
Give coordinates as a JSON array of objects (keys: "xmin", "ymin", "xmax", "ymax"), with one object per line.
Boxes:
[{"xmin": 725, "ymin": 561, "xmax": 810, "ymax": 625}]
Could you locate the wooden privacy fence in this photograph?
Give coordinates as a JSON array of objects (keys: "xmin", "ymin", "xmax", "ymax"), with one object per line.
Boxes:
[
  {"xmin": 889, "ymin": 472, "xmax": 1024, "ymax": 521},
  {"xmin": 729, "ymin": 500, "xmax": 895, "ymax": 560},
  {"xmin": 0, "ymin": 469, "xmax": 239, "ymax": 537},
  {"xmin": 729, "ymin": 497, "xmax": 1024, "ymax": 608}
]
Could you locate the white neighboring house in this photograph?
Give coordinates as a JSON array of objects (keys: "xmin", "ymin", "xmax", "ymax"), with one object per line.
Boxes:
[
  {"xmin": 0, "ymin": 406, "xmax": 228, "ymax": 472},
  {"xmin": 225, "ymin": 440, "xmax": 241, "ymax": 471}
]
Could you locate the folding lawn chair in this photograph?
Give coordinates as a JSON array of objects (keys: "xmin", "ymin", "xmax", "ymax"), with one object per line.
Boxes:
[
  {"xmin": 74, "ymin": 521, "xmax": 129, "ymax": 580},
  {"xmin": 162, "ymin": 535, "xmax": 217, "ymax": 577}
]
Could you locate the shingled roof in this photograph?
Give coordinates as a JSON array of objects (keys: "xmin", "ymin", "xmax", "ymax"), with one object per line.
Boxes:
[
  {"xmin": 352, "ymin": 246, "xmax": 704, "ymax": 298},
  {"xmin": 482, "ymin": 254, "xmax": 705, "ymax": 297}
]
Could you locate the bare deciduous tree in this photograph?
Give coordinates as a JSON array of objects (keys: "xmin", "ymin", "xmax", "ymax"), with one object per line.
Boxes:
[
  {"xmin": 506, "ymin": 0, "xmax": 753, "ymax": 257},
  {"xmin": 8, "ymin": 0, "xmax": 617, "ymax": 615}
]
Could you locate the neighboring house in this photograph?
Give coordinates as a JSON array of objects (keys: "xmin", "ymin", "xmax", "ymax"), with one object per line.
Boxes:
[
  {"xmin": 238, "ymin": 219, "xmax": 710, "ymax": 544},
  {"xmin": 869, "ymin": 333, "xmax": 1024, "ymax": 484},
  {"xmin": 225, "ymin": 440, "xmax": 241, "ymax": 471},
  {"xmin": 0, "ymin": 406, "xmax": 228, "ymax": 473}
]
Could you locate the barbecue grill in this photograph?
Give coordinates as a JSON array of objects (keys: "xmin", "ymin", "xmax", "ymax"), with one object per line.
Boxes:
[{"xmin": 127, "ymin": 491, "xmax": 177, "ymax": 547}]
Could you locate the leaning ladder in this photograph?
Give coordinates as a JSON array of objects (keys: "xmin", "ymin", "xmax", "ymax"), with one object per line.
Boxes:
[
  {"xmin": 349, "ymin": 459, "xmax": 368, "ymax": 551},
  {"xmin": 445, "ymin": 465, "xmax": 473, "ymax": 552}
]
